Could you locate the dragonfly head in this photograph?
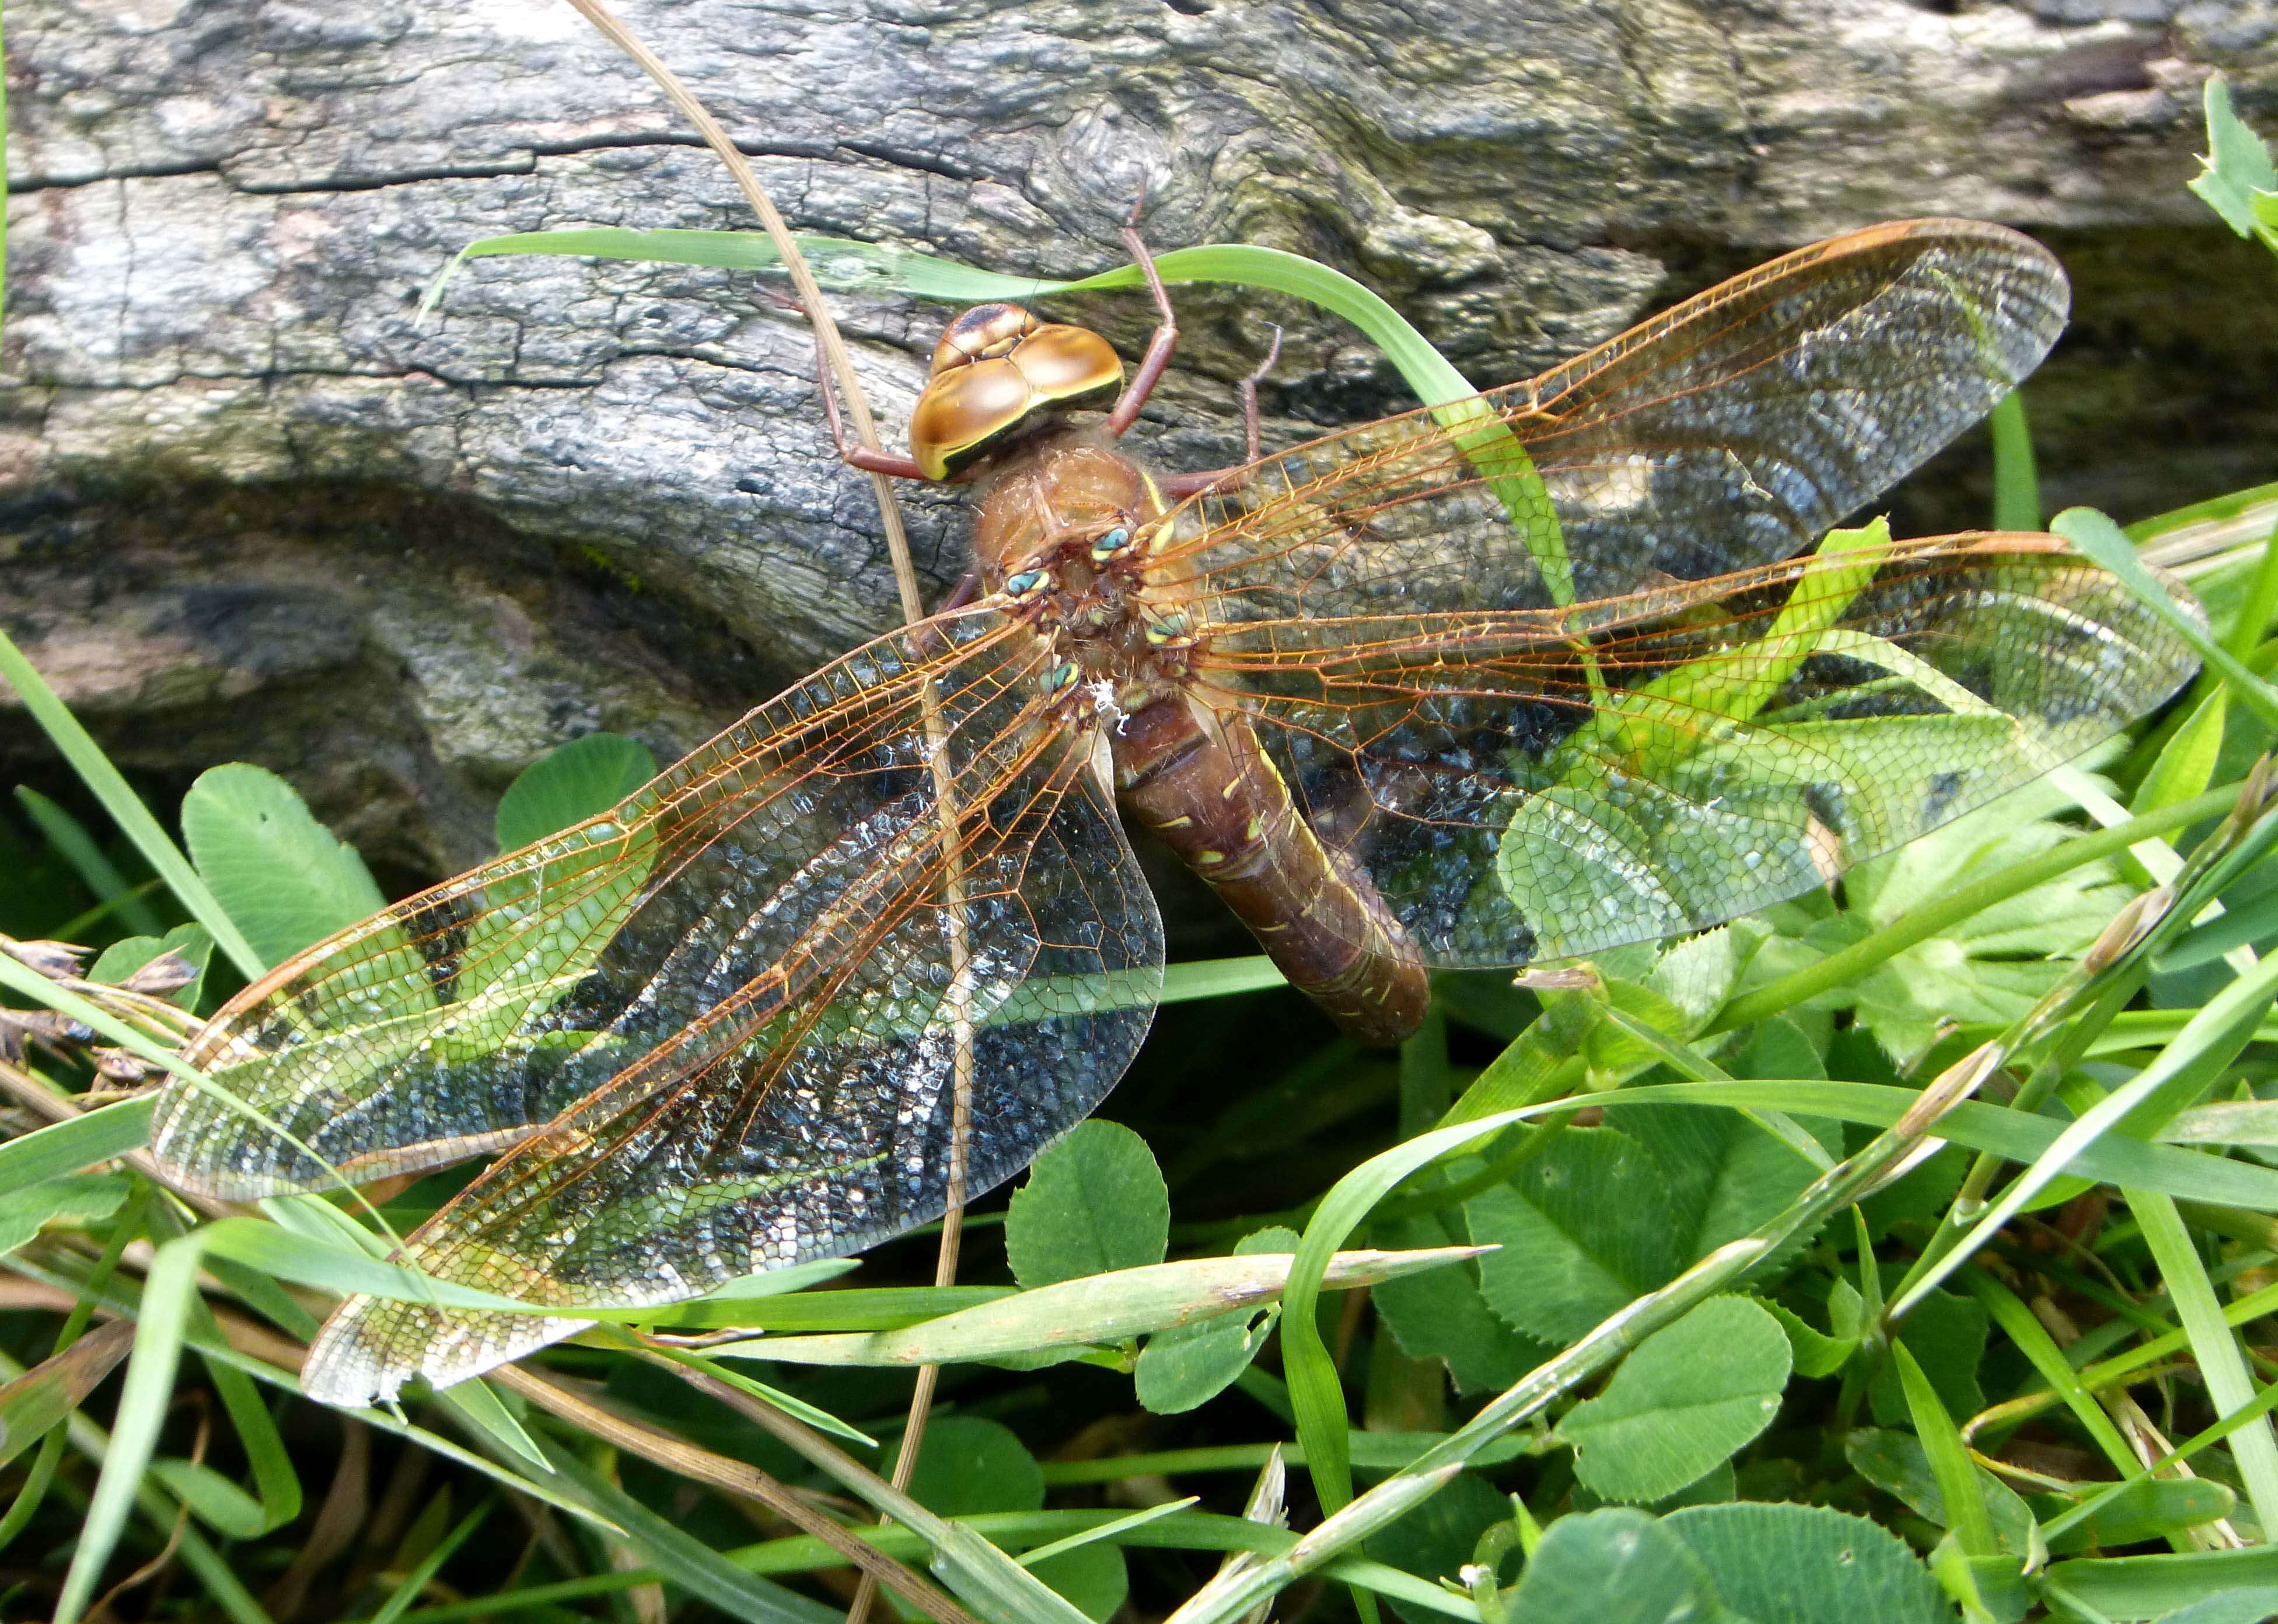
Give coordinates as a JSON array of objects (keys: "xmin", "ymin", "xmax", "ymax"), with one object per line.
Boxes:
[{"xmin": 908, "ymin": 303, "xmax": 1124, "ymax": 481}]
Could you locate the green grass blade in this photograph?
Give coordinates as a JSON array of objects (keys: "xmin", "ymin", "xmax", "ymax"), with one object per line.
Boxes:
[
  {"xmin": 0, "ymin": 629, "xmax": 264, "ymax": 978},
  {"xmin": 0, "ymin": 1320, "xmax": 134, "ymax": 1471},
  {"xmin": 1590, "ymin": 1079, "xmax": 2278, "ymax": 1209},
  {"xmin": 2046, "ymin": 1553, "xmax": 2278, "ymax": 1619},
  {"xmin": 431, "ymin": 227, "xmax": 1574, "ymax": 606},
  {"xmin": 53, "ymin": 1230, "xmax": 202, "ymax": 1623},
  {"xmin": 2218, "ymin": 509, "xmax": 2278, "ymax": 663},
  {"xmin": 640, "ymin": 1278, "xmax": 994, "ymax": 1334},
  {"xmin": 1592, "ymin": 1005, "xmax": 1832, "ymax": 1172},
  {"xmin": 645, "ymin": 1348, "xmax": 876, "ymax": 1448},
  {"xmin": 712, "ymin": 1506, "xmax": 1486, "ymax": 1618},
  {"xmin": 0, "ymin": 1096, "xmax": 155, "ymax": 1185},
  {"xmin": 1893, "ymin": 1343, "xmax": 1998, "ymax": 1560},
  {"xmin": 4, "ymin": 1248, "xmax": 605, "ymax": 1527},
  {"xmin": 2057, "ymin": 507, "xmax": 2278, "ymax": 732},
  {"xmin": 431, "ymin": 1378, "xmax": 553, "ymax": 1476},
  {"xmin": 727, "ymin": 1246, "xmax": 1476, "ymax": 1366},
  {"xmin": 1890, "ymin": 942, "xmax": 2278, "ymax": 1320},
  {"xmin": 2129, "ymin": 478, "xmax": 2278, "ymax": 545},
  {"xmin": 188, "ymin": 1215, "xmax": 668, "ymax": 1318},
  {"xmin": 1279, "ymin": 1108, "xmax": 1539, "ymax": 1516},
  {"xmin": 13, "ymin": 787, "xmax": 165, "ymax": 936},
  {"xmin": 1988, "ymin": 393, "xmax": 2040, "ymax": 532},
  {"xmin": 1159, "ymin": 956, "xmax": 1287, "ymax": 1003},
  {"xmin": 1016, "ymin": 1498, "xmax": 1197, "ymax": 1568},
  {"xmin": 368, "ymin": 1498, "xmax": 495, "ymax": 1624},
  {"xmin": 2038, "ymin": 1359, "xmax": 2278, "ymax": 1549},
  {"xmin": 2129, "ymin": 1191, "xmax": 2278, "ymax": 1532},
  {"xmin": 194, "ymin": 1314, "xmax": 302, "ymax": 1532},
  {"xmin": 539, "ymin": 1440, "xmax": 840, "ymax": 1624},
  {"xmin": 1711, "ymin": 781, "xmax": 2241, "ymax": 1032},
  {"xmin": 1959, "ymin": 1269, "xmax": 2137, "ymax": 1478},
  {"xmin": 0, "ymin": 1348, "xmax": 277, "ymax": 1624},
  {"xmin": 432, "ymin": 230, "xmax": 1470, "ymax": 395}
]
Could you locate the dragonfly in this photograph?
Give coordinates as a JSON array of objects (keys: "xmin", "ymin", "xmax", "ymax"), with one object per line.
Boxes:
[{"xmin": 149, "ymin": 218, "xmax": 2197, "ymax": 1406}]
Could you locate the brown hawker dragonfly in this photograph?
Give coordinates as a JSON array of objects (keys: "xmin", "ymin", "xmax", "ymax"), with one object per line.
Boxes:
[{"xmin": 150, "ymin": 219, "xmax": 2197, "ymax": 1406}]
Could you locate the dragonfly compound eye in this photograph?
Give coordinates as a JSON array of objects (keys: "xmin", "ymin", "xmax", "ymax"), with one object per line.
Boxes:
[
  {"xmin": 909, "ymin": 313, "xmax": 1124, "ymax": 481},
  {"xmin": 928, "ymin": 303, "xmax": 1039, "ymax": 374},
  {"xmin": 1090, "ymin": 525, "xmax": 1134, "ymax": 562},
  {"xmin": 1041, "ymin": 660, "xmax": 1083, "ymax": 698},
  {"xmin": 1003, "ymin": 568, "xmax": 1050, "ymax": 600}
]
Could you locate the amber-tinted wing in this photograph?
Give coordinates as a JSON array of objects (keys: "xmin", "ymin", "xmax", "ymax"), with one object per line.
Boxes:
[
  {"xmin": 1194, "ymin": 533, "xmax": 2196, "ymax": 968},
  {"xmin": 150, "ymin": 610, "xmax": 1162, "ymax": 1403},
  {"xmin": 1155, "ymin": 219, "xmax": 2067, "ymax": 618}
]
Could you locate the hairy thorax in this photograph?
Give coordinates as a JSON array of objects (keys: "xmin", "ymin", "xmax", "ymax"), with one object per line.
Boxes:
[{"xmin": 966, "ymin": 428, "xmax": 1207, "ymax": 729}]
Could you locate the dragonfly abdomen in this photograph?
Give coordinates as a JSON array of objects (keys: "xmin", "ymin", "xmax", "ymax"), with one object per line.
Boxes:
[{"xmin": 1112, "ymin": 693, "xmax": 1429, "ymax": 1046}]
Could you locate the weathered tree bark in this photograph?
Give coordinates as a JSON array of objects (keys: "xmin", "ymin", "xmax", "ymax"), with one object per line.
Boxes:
[{"xmin": 3, "ymin": 0, "xmax": 2273, "ymax": 880}]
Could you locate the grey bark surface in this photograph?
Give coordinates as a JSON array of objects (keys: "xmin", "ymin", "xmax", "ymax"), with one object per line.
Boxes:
[{"xmin": 3, "ymin": 0, "xmax": 2274, "ymax": 882}]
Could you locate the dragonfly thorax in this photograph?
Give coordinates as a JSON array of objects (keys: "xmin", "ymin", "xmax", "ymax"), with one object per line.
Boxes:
[{"xmin": 970, "ymin": 433, "xmax": 1203, "ymax": 727}]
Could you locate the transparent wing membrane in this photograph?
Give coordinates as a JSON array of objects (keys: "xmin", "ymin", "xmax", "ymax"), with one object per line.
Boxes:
[
  {"xmin": 1157, "ymin": 220, "xmax": 2069, "ymax": 618},
  {"xmin": 151, "ymin": 610, "xmax": 1162, "ymax": 1402},
  {"xmin": 305, "ymin": 749, "xmax": 1158, "ymax": 1404},
  {"xmin": 1201, "ymin": 534, "xmax": 2196, "ymax": 967}
]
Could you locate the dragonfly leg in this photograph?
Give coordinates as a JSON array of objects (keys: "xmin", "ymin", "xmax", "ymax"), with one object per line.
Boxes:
[
  {"xmin": 935, "ymin": 571, "xmax": 980, "ymax": 613},
  {"xmin": 1107, "ymin": 186, "xmax": 1180, "ymax": 436},
  {"xmin": 1236, "ymin": 323, "xmax": 1283, "ymax": 463},
  {"xmin": 810, "ymin": 335, "xmax": 927, "ymax": 481},
  {"xmin": 1159, "ymin": 325, "xmax": 1283, "ymax": 498}
]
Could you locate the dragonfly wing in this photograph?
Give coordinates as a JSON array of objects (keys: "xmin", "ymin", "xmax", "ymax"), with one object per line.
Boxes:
[
  {"xmin": 299, "ymin": 738, "xmax": 1157, "ymax": 1405},
  {"xmin": 1204, "ymin": 535, "xmax": 2197, "ymax": 968},
  {"xmin": 1160, "ymin": 220, "xmax": 2067, "ymax": 618},
  {"xmin": 150, "ymin": 608, "xmax": 1130, "ymax": 1199}
]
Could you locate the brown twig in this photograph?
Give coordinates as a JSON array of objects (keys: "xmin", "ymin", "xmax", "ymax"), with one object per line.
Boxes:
[{"xmin": 546, "ymin": 18, "xmax": 981, "ymax": 1618}]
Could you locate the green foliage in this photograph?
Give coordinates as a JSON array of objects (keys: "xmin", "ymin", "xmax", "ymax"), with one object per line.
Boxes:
[
  {"xmin": 1470, "ymin": 1127, "xmax": 1676, "ymax": 1343},
  {"xmin": 1746, "ymin": 776, "xmax": 2139, "ymax": 1061},
  {"xmin": 180, "ymin": 761, "xmax": 386, "ymax": 965},
  {"xmin": 2148, "ymin": 1587, "xmax": 2278, "ymax": 1624},
  {"xmin": 1504, "ymin": 1508, "xmax": 1739, "ymax": 1623},
  {"xmin": 1134, "ymin": 1226, "xmax": 1299, "ymax": 1413},
  {"xmin": 494, "ymin": 731, "xmax": 658, "ymax": 850},
  {"xmin": 1557, "ymin": 1296, "xmax": 1790, "ymax": 1503},
  {"xmin": 1665, "ymin": 1502, "xmax": 1949, "ymax": 1624},
  {"xmin": 1362, "ymin": 1469, "xmax": 1509, "ymax": 1622},
  {"xmin": 1868, "ymin": 1287, "xmax": 1989, "ymax": 1427},
  {"xmin": 909, "ymin": 1417, "xmax": 1044, "ymax": 1517},
  {"xmin": 15, "ymin": 786, "xmax": 164, "ymax": 937},
  {"xmin": 14, "ymin": 513, "xmax": 2278, "ymax": 1624},
  {"xmin": 1371, "ymin": 1213, "xmax": 1541, "ymax": 1392},
  {"xmin": 2193, "ymin": 75, "xmax": 2278, "ymax": 253},
  {"xmin": 1844, "ymin": 1427, "xmax": 2038, "ymax": 1555},
  {"xmin": 1025, "ymin": 1542, "xmax": 1128, "ymax": 1622},
  {"xmin": 89, "ymin": 922, "xmax": 212, "ymax": 1007},
  {"xmin": 1468, "ymin": 1110, "xmax": 1832, "ymax": 1351},
  {"xmin": 2045, "ymin": 1476, "xmax": 2234, "ymax": 1554},
  {"xmin": 0, "ymin": 1172, "xmax": 130, "ymax": 1258},
  {"xmin": 1004, "ymin": 1119, "xmax": 1170, "ymax": 1287}
]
